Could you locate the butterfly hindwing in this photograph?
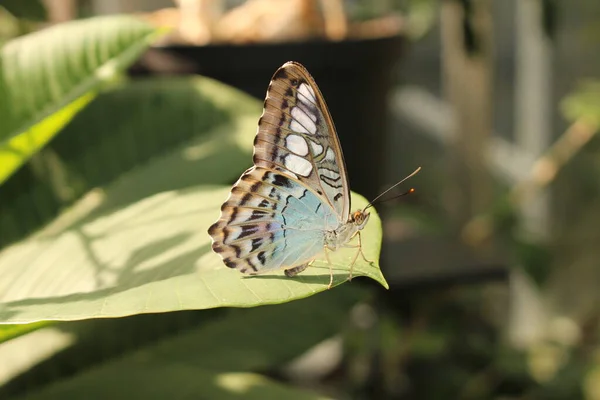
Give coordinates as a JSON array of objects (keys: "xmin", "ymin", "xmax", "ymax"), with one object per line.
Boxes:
[
  {"xmin": 208, "ymin": 167, "xmax": 339, "ymax": 274},
  {"xmin": 253, "ymin": 61, "xmax": 350, "ymax": 221}
]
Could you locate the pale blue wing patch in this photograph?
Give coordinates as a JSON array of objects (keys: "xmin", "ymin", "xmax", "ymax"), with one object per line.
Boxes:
[{"xmin": 208, "ymin": 167, "xmax": 337, "ymax": 274}]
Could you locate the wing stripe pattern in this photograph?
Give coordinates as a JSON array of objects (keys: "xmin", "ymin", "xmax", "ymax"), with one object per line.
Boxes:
[{"xmin": 208, "ymin": 166, "xmax": 338, "ymax": 274}]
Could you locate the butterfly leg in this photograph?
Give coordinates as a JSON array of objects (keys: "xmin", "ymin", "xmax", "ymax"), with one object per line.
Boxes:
[
  {"xmin": 284, "ymin": 263, "xmax": 309, "ymax": 278},
  {"xmin": 347, "ymin": 231, "xmax": 376, "ymax": 282},
  {"xmin": 356, "ymin": 231, "xmax": 375, "ymax": 265}
]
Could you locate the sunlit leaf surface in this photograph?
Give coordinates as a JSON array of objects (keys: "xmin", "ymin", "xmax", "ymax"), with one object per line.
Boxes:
[{"xmin": 0, "ymin": 184, "xmax": 385, "ymax": 323}]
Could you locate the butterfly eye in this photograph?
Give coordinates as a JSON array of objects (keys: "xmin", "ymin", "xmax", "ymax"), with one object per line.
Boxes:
[{"xmin": 353, "ymin": 211, "xmax": 363, "ymax": 223}]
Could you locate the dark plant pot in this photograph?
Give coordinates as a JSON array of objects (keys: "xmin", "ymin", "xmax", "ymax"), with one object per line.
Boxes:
[{"xmin": 130, "ymin": 34, "xmax": 405, "ymax": 202}]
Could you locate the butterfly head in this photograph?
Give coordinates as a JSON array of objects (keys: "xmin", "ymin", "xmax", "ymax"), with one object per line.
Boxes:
[{"xmin": 350, "ymin": 210, "xmax": 370, "ymax": 230}]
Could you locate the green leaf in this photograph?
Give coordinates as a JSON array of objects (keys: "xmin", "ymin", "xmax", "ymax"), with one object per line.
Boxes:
[
  {"xmin": 0, "ymin": 92, "xmax": 95, "ymax": 184},
  {"xmin": 0, "ymin": 75, "xmax": 258, "ymax": 247},
  {"xmin": 0, "ymin": 74, "xmax": 386, "ymax": 323},
  {"xmin": 52, "ymin": 76, "xmax": 261, "ymax": 196},
  {"xmin": 0, "ymin": 184, "xmax": 385, "ymax": 323},
  {"xmin": 0, "ymin": 0, "xmax": 47, "ymax": 21},
  {"xmin": 125, "ymin": 284, "xmax": 365, "ymax": 372},
  {"xmin": 0, "ymin": 15, "xmax": 166, "ymax": 184},
  {"xmin": 0, "ymin": 321, "xmax": 52, "ymax": 343},
  {"xmin": 0, "ymin": 286, "xmax": 360, "ymax": 395},
  {"xmin": 1, "ymin": 287, "xmax": 360, "ymax": 396},
  {"xmin": 19, "ymin": 367, "xmax": 330, "ymax": 400}
]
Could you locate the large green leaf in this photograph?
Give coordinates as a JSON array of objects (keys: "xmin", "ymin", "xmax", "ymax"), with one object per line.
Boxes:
[
  {"xmin": 50, "ymin": 76, "xmax": 260, "ymax": 198},
  {"xmin": 0, "ymin": 76, "xmax": 257, "ymax": 248},
  {"xmin": 0, "ymin": 15, "xmax": 166, "ymax": 184},
  {"xmin": 0, "ymin": 74, "xmax": 386, "ymax": 323},
  {"xmin": 0, "ymin": 184, "xmax": 385, "ymax": 323},
  {"xmin": 120, "ymin": 285, "xmax": 364, "ymax": 372},
  {"xmin": 1, "ymin": 287, "xmax": 361, "ymax": 395}
]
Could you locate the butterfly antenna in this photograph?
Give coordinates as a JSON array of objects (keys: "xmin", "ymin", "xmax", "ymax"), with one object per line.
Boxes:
[
  {"xmin": 364, "ymin": 167, "xmax": 421, "ymax": 210},
  {"xmin": 376, "ymin": 188, "xmax": 416, "ymax": 204}
]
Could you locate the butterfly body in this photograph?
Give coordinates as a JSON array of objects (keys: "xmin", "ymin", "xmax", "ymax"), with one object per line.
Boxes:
[
  {"xmin": 208, "ymin": 61, "xmax": 372, "ymax": 285},
  {"xmin": 325, "ymin": 210, "xmax": 370, "ymax": 251}
]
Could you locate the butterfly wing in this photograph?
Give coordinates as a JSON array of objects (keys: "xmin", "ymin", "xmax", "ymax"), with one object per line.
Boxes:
[
  {"xmin": 208, "ymin": 167, "xmax": 338, "ymax": 273},
  {"xmin": 253, "ymin": 61, "xmax": 351, "ymax": 220},
  {"xmin": 209, "ymin": 61, "xmax": 350, "ymax": 274}
]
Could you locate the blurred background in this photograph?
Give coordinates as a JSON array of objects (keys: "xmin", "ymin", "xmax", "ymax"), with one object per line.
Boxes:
[{"xmin": 1, "ymin": 0, "xmax": 600, "ymax": 399}]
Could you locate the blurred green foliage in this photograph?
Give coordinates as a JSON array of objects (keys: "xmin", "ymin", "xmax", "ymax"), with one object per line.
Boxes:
[
  {"xmin": 0, "ymin": 15, "xmax": 165, "ymax": 186},
  {"xmin": 0, "ymin": 0, "xmax": 47, "ymax": 21},
  {"xmin": 562, "ymin": 80, "xmax": 600, "ymax": 125}
]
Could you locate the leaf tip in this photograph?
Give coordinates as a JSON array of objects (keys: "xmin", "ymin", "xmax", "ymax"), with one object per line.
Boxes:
[{"xmin": 376, "ymin": 273, "xmax": 390, "ymax": 290}]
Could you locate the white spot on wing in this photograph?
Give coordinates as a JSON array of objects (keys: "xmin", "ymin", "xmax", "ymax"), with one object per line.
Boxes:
[
  {"xmin": 298, "ymin": 83, "xmax": 316, "ymax": 103},
  {"xmin": 285, "ymin": 134, "xmax": 309, "ymax": 156},
  {"xmin": 291, "ymin": 107, "xmax": 317, "ymax": 134},
  {"xmin": 284, "ymin": 153, "xmax": 313, "ymax": 177},
  {"xmin": 276, "ymin": 167, "xmax": 298, "ymax": 180},
  {"xmin": 325, "ymin": 148, "xmax": 336, "ymax": 162},
  {"xmin": 290, "ymin": 120, "xmax": 308, "ymax": 134},
  {"xmin": 309, "ymin": 140, "xmax": 323, "ymax": 156},
  {"xmin": 320, "ymin": 168, "xmax": 340, "ymax": 180},
  {"xmin": 298, "ymin": 102, "xmax": 317, "ymax": 122}
]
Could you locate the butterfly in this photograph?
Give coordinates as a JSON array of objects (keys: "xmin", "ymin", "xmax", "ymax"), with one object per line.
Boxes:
[{"xmin": 208, "ymin": 61, "xmax": 378, "ymax": 288}]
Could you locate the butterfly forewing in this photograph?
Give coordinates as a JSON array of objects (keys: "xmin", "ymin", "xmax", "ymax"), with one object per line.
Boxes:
[
  {"xmin": 209, "ymin": 61, "xmax": 353, "ymax": 275},
  {"xmin": 253, "ymin": 62, "xmax": 350, "ymax": 219}
]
